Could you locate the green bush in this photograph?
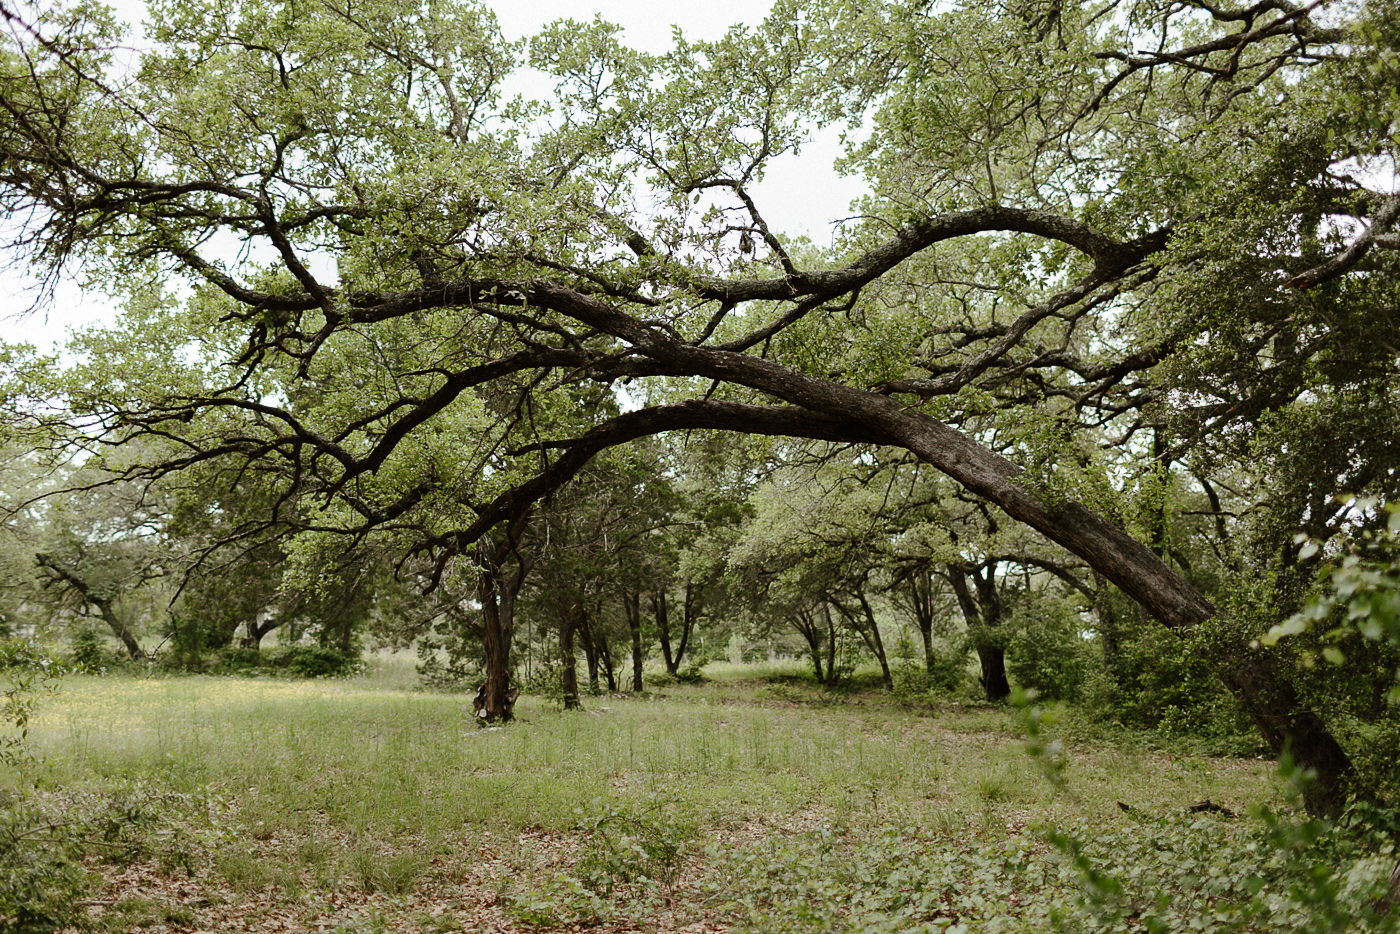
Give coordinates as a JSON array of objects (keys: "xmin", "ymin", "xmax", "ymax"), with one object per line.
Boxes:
[
  {"xmin": 642, "ymin": 670, "xmax": 679, "ymax": 688},
  {"xmin": 674, "ymin": 651, "xmax": 710, "ymax": 684},
  {"xmin": 66, "ymin": 626, "xmax": 108, "ymax": 672},
  {"xmin": 573, "ymin": 797, "xmax": 693, "ymax": 896},
  {"xmin": 0, "ymin": 782, "xmax": 197, "ymax": 933},
  {"xmin": 1071, "ymin": 585, "xmax": 1255, "ymax": 747},
  {"xmin": 0, "ymin": 796, "xmax": 91, "ymax": 933},
  {"xmin": 270, "ymin": 645, "xmax": 360, "ymax": 678},
  {"xmin": 207, "ymin": 647, "xmax": 267, "ymax": 675},
  {"xmin": 1006, "ymin": 595, "xmax": 1095, "ymax": 702}
]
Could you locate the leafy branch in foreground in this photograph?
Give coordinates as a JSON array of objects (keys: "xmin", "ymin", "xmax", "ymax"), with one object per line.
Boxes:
[
  {"xmin": 0, "ymin": 634, "xmax": 65, "ymax": 775},
  {"xmin": 1263, "ymin": 505, "xmax": 1400, "ymax": 694}
]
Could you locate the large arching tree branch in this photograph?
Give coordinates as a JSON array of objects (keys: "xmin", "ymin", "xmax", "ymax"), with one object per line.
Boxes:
[{"xmin": 525, "ymin": 279, "xmax": 1217, "ymax": 628}]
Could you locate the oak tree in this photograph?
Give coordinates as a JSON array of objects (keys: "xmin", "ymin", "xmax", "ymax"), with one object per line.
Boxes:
[{"xmin": 2, "ymin": 0, "xmax": 1396, "ymax": 810}]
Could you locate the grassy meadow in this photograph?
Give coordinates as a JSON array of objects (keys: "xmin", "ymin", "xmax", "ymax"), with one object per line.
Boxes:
[{"xmin": 5, "ymin": 656, "xmax": 1381, "ymax": 934}]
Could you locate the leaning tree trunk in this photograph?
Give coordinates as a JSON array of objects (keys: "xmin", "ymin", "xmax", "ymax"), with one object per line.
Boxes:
[
  {"xmin": 653, "ymin": 589, "xmax": 679, "ymax": 675},
  {"xmin": 831, "ymin": 589, "xmax": 894, "ymax": 690},
  {"xmin": 856, "ymin": 589, "xmax": 893, "ymax": 691},
  {"xmin": 35, "ymin": 554, "xmax": 145, "ymax": 660},
  {"xmin": 1216, "ymin": 646, "xmax": 1354, "ymax": 816},
  {"xmin": 539, "ymin": 284, "xmax": 1358, "ymax": 813}
]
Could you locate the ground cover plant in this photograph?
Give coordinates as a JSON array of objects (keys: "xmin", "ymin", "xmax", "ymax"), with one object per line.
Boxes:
[{"xmin": 3, "ymin": 658, "xmax": 1395, "ymax": 934}]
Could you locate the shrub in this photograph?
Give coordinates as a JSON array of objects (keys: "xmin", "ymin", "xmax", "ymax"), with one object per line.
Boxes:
[
  {"xmin": 0, "ymin": 796, "xmax": 91, "ymax": 933},
  {"xmin": 1005, "ymin": 595, "xmax": 1095, "ymax": 702},
  {"xmin": 0, "ymin": 781, "xmax": 198, "ymax": 933},
  {"xmin": 573, "ymin": 797, "xmax": 693, "ymax": 897},
  {"xmin": 207, "ymin": 646, "xmax": 267, "ymax": 675},
  {"xmin": 270, "ymin": 645, "xmax": 360, "ymax": 678},
  {"xmin": 67, "ymin": 626, "xmax": 108, "ymax": 671}
]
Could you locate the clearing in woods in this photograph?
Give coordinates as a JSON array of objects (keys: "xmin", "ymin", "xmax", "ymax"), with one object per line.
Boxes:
[{"xmin": 17, "ymin": 659, "xmax": 1280, "ymax": 933}]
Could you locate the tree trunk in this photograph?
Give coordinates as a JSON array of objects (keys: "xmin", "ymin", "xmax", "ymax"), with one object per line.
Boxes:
[
  {"xmin": 821, "ymin": 601, "xmax": 839, "ymax": 686},
  {"xmin": 578, "ymin": 609, "xmax": 601, "ymax": 695},
  {"xmin": 679, "ymin": 582, "xmax": 699, "ymax": 666},
  {"xmin": 473, "ymin": 520, "xmax": 533, "ymax": 723},
  {"xmin": 907, "ymin": 566, "xmax": 939, "ymax": 676},
  {"xmin": 625, "ymin": 589, "xmax": 644, "ymax": 692},
  {"xmin": 560, "ymin": 607, "xmax": 582, "ymax": 710},
  {"xmin": 856, "ymin": 589, "xmax": 893, "ymax": 690},
  {"xmin": 971, "ymin": 565, "xmax": 1010, "ymax": 701},
  {"xmin": 653, "ymin": 589, "xmax": 678, "ymax": 675},
  {"xmin": 477, "ymin": 575, "xmax": 512, "ymax": 722},
  {"xmin": 597, "ymin": 630, "xmax": 618, "ymax": 692},
  {"xmin": 830, "ymin": 589, "xmax": 893, "ymax": 690},
  {"xmin": 240, "ymin": 615, "xmax": 280, "ymax": 651},
  {"xmin": 1215, "ymin": 648, "xmax": 1354, "ymax": 817},
  {"xmin": 791, "ymin": 605, "xmax": 825, "ymax": 682},
  {"xmin": 35, "ymin": 554, "xmax": 145, "ymax": 660},
  {"xmin": 949, "ymin": 564, "xmax": 1010, "ymax": 702}
]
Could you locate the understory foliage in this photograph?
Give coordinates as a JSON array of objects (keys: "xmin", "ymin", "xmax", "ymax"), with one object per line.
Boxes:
[
  {"xmin": 0, "ymin": 662, "xmax": 1397, "ymax": 933},
  {"xmin": 0, "ymin": 782, "xmax": 201, "ymax": 933},
  {"xmin": 1266, "ymin": 507, "xmax": 1400, "ymax": 799},
  {"xmin": 699, "ymin": 810, "xmax": 1399, "ymax": 934},
  {"xmin": 0, "ymin": 641, "xmax": 200, "ymax": 932}
]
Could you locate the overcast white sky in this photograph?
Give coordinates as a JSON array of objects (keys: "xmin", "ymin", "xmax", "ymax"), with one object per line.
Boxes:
[{"xmin": 2, "ymin": 0, "xmax": 867, "ymax": 350}]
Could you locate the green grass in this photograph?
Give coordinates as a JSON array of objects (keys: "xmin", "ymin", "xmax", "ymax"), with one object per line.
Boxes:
[{"xmin": 6, "ymin": 661, "xmax": 1390, "ymax": 933}]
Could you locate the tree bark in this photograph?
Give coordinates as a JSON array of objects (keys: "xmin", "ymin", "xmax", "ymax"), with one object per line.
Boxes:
[
  {"xmin": 472, "ymin": 513, "xmax": 533, "ymax": 723},
  {"xmin": 560, "ymin": 606, "xmax": 582, "ymax": 710},
  {"xmin": 1216, "ymin": 649, "xmax": 1354, "ymax": 817},
  {"xmin": 625, "ymin": 589, "xmax": 645, "ymax": 692},
  {"xmin": 653, "ymin": 589, "xmax": 678, "ymax": 675},
  {"xmin": 970, "ymin": 565, "xmax": 1010, "ymax": 701},
  {"xmin": 949, "ymin": 564, "xmax": 1010, "ymax": 702}
]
